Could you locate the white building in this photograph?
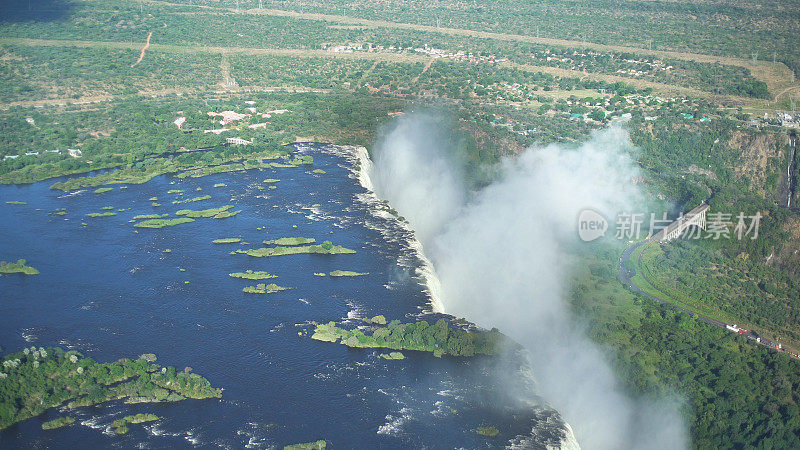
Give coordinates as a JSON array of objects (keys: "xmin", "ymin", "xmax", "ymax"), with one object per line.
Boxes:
[{"xmin": 226, "ymin": 137, "xmax": 252, "ymax": 146}]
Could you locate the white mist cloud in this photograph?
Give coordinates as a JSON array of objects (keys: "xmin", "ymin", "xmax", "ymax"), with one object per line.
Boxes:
[
  {"xmin": 370, "ymin": 113, "xmax": 466, "ymax": 246},
  {"xmin": 369, "ymin": 114, "xmax": 688, "ymax": 450}
]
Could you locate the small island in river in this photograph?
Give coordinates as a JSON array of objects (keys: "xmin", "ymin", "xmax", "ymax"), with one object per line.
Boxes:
[
  {"xmin": 0, "ymin": 259, "xmax": 39, "ymax": 276},
  {"xmin": 229, "ymin": 270, "xmax": 277, "ymax": 280},
  {"xmin": 177, "ymin": 205, "xmax": 240, "ymax": 219},
  {"xmin": 329, "ymin": 270, "xmax": 368, "ymax": 277},
  {"xmin": 311, "ymin": 319, "xmax": 505, "ymax": 357},
  {"xmin": 235, "ymin": 241, "xmax": 355, "ymax": 257},
  {"xmin": 243, "ymin": 283, "xmax": 290, "ymax": 294},
  {"xmin": 0, "ymin": 347, "xmax": 222, "ymax": 430},
  {"xmin": 134, "ymin": 217, "xmax": 195, "ymax": 228}
]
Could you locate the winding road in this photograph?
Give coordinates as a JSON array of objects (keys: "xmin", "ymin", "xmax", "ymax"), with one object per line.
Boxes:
[{"xmin": 617, "ymin": 239, "xmax": 798, "ymax": 358}]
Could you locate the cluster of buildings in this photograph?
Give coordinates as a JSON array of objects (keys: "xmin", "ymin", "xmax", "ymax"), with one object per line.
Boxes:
[
  {"xmin": 327, "ymin": 43, "xmax": 503, "ymax": 64},
  {"xmin": 3, "ymin": 148, "xmax": 81, "ymax": 161},
  {"xmin": 178, "ymin": 103, "xmax": 291, "ymax": 143}
]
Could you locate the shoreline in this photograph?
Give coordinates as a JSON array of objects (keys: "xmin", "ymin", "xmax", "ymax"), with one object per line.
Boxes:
[{"xmin": 348, "ymin": 144, "xmax": 445, "ymax": 314}]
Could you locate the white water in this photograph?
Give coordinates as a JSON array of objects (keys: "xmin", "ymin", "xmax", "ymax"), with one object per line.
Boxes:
[
  {"xmin": 347, "ymin": 144, "xmax": 580, "ymax": 449},
  {"xmin": 349, "ymin": 145, "xmax": 445, "ymax": 313}
]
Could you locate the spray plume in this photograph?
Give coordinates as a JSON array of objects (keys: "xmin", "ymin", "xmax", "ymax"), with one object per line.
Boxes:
[{"xmin": 368, "ymin": 113, "xmax": 687, "ymax": 449}]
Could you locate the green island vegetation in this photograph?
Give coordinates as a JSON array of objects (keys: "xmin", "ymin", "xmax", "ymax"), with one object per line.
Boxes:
[
  {"xmin": 124, "ymin": 413, "xmax": 159, "ymax": 424},
  {"xmin": 167, "ymin": 189, "xmax": 184, "ymax": 194},
  {"xmin": 263, "ymin": 237, "xmax": 316, "ymax": 246},
  {"xmin": 380, "ymin": 352, "xmax": 405, "ymax": 360},
  {"xmin": 111, "ymin": 420, "xmax": 128, "ymax": 435},
  {"xmin": 229, "ymin": 270, "xmax": 277, "ymax": 280},
  {"xmin": 5, "ymin": 201, "xmax": 25, "ymax": 205},
  {"xmin": 41, "ymin": 416, "xmax": 75, "ymax": 430},
  {"xmin": 0, "ymin": 0, "xmax": 799, "ymax": 446},
  {"xmin": 236, "ymin": 241, "xmax": 355, "ymax": 257},
  {"xmin": 133, "ymin": 214, "xmax": 169, "ymax": 220},
  {"xmin": 263, "ymin": 179, "xmax": 280, "ymax": 183},
  {"xmin": 362, "ymin": 315, "xmax": 387, "ymax": 325},
  {"xmin": 476, "ymin": 426, "xmax": 500, "ymax": 437},
  {"xmin": 213, "ymin": 238, "xmax": 242, "ymax": 244},
  {"xmin": 0, "ymin": 259, "xmax": 39, "ymax": 275},
  {"xmin": 0, "ymin": 347, "xmax": 222, "ymax": 430},
  {"xmin": 242, "ymin": 283, "xmax": 289, "ymax": 294},
  {"xmin": 111, "ymin": 413, "xmax": 159, "ymax": 434},
  {"xmin": 101, "ymin": 206, "xmax": 114, "ymax": 210},
  {"xmin": 311, "ymin": 319, "xmax": 504, "ymax": 357},
  {"xmin": 284, "ymin": 441, "xmax": 326, "ymax": 450},
  {"xmin": 86, "ymin": 211, "xmax": 116, "ymax": 218},
  {"xmin": 313, "ymin": 273, "xmax": 326, "ymax": 277},
  {"xmin": 176, "ymin": 205, "xmax": 240, "ymax": 219},
  {"xmin": 329, "ymin": 270, "xmax": 368, "ymax": 277},
  {"xmin": 172, "ymin": 195, "xmax": 210, "ymax": 205},
  {"xmin": 134, "ymin": 217, "xmax": 195, "ymax": 228},
  {"xmin": 213, "ymin": 183, "xmax": 226, "ymax": 187},
  {"xmin": 311, "ymin": 169, "xmax": 326, "ymax": 174},
  {"xmin": 93, "ymin": 187, "xmax": 113, "ymax": 194}
]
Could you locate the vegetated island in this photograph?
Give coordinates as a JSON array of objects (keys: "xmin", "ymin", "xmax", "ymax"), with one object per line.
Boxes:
[
  {"xmin": 0, "ymin": 347, "xmax": 222, "ymax": 430},
  {"xmin": 0, "ymin": 259, "xmax": 39, "ymax": 275},
  {"xmin": 263, "ymin": 237, "xmax": 316, "ymax": 246},
  {"xmin": 235, "ymin": 241, "xmax": 355, "ymax": 257},
  {"xmin": 5, "ymin": 201, "xmax": 26, "ymax": 205},
  {"xmin": 476, "ymin": 426, "xmax": 500, "ymax": 437},
  {"xmin": 111, "ymin": 413, "xmax": 159, "ymax": 435},
  {"xmin": 329, "ymin": 270, "xmax": 368, "ymax": 277},
  {"xmin": 86, "ymin": 211, "xmax": 116, "ymax": 218},
  {"xmin": 243, "ymin": 283, "xmax": 289, "ymax": 294},
  {"xmin": 133, "ymin": 214, "xmax": 169, "ymax": 220},
  {"xmin": 213, "ymin": 238, "xmax": 242, "ymax": 244},
  {"xmin": 311, "ymin": 319, "xmax": 505, "ymax": 357},
  {"xmin": 41, "ymin": 416, "xmax": 75, "ymax": 430},
  {"xmin": 172, "ymin": 195, "xmax": 211, "ymax": 205},
  {"xmin": 134, "ymin": 217, "xmax": 195, "ymax": 228},
  {"xmin": 94, "ymin": 187, "xmax": 113, "ymax": 194},
  {"xmin": 229, "ymin": 270, "xmax": 277, "ymax": 280},
  {"xmin": 284, "ymin": 440, "xmax": 326, "ymax": 450},
  {"xmin": 177, "ymin": 205, "xmax": 240, "ymax": 219}
]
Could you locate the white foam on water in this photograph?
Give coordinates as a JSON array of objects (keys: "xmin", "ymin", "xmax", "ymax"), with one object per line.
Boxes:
[
  {"xmin": 376, "ymin": 407, "xmax": 413, "ymax": 436},
  {"xmin": 328, "ymin": 144, "xmax": 444, "ymax": 313}
]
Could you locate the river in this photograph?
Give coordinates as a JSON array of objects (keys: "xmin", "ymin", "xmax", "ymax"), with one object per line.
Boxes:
[{"xmin": 0, "ymin": 143, "xmax": 568, "ymax": 448}]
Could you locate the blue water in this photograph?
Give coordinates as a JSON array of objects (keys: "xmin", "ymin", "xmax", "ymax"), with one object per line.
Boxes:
[{"xmin": 0, "ymin": 144, "xmax": 565, "ymax": 448}]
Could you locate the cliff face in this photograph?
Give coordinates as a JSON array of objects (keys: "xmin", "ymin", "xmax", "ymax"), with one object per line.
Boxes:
[{"xmin": 729, "ymin": 130, "xmax": 791, "ymax": 203}]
